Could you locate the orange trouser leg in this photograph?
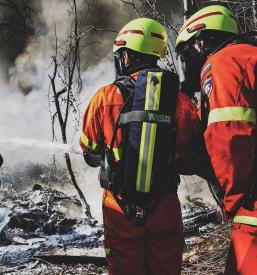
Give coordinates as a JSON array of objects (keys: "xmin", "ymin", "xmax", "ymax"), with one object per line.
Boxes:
[
  {"xmin": 103, "ymin": 206, "xmax": 146, "ymax": 275},
  {"xmin": 146, "ymin": 192, "xmax": 184, "ymax": 275},
  {"xmin": 224, "ymin": 223, "xmax": 257, "ymax": 275},
  {"xmin": 103, "ymin": 192, "xmax": 184, "ymax": 275}
]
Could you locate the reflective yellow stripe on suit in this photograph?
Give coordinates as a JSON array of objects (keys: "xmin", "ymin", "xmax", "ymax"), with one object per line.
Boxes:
[
  {"xmin": 233, "ymin": 215, "xmax": 257, "ymax": 227},
  {"xmin": 81, "ymin": 134, "xmax": 122, "ymax": 160},
  {"xmin": 80, "ymin": 133, "xmax": 103, "ymax": 152},
  {"xmin": 208, "ymin": 107, "xmax": 256, "ymax": 126}
]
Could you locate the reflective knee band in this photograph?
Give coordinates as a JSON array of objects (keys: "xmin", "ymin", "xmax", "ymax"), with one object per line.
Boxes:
[
  {"xmin": 208, "ymin": 107, "xmax": 256, "ymax": 126},
  {"xmin": 233, "ymin": 215, "xmax": 257, "ymax": 226},
  {"xmin": 105, "ymin": 247, "xmax": 111, "ymax": 256},
  {"xmin": 136, "ymin": 72, "xmax": 162, "ymax": 193}
]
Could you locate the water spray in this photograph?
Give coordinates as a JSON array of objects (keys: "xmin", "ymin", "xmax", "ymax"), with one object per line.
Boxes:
[{"xmin": 0, "ymin": 137, "xmax": 82, "ymax": 156}]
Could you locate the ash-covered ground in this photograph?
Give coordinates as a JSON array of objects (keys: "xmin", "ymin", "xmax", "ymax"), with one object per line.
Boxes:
[{"xmin": 0, "ymin": 163, "xmax": 230, "ymax": 275}]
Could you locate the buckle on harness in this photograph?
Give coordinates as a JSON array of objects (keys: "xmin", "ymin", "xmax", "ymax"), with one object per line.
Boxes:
[
  {"xmin": 99, "ymin": 148, "xmax": 122, "ymax": 192},
  {"xmin": 127, "ymin": 205, "xmax": 146, "ymax": 226},
  {"xmin": 99, "ymin": 148, "xmax": 113, "ymax": 190}
]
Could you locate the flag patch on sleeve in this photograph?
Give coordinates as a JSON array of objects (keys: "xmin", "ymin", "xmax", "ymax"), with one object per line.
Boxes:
[
  {"xmin": 201, "ymin": 63, "xmax": 212, "ymax": 79},
  {"xmin": 203, "ymin": 76, "xmax": 212, "ymax": 97}
]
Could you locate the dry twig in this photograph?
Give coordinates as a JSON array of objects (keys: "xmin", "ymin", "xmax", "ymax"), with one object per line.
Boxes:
[{"xmin": 182, "ymin": 223, "xmax": 231, "ymax": 275}]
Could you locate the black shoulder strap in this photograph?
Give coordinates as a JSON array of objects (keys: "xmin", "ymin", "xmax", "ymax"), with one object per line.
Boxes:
[
  {"xmin": 167, "ymin": 71, "xmax": 180, "ymax": 173},
  {"xmin": 109, "ymin": 76, "xmax": 136, "ymax": 152},
  {"xmin": 114, "ymin": 76, "xmax": 136, "ymax": 102}
]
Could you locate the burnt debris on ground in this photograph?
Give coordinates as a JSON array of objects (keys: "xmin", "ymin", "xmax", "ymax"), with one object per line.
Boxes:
[
  {"xmin": 0, "ymin": 183, "xmax": 104, "ymax": 274},
  {"xmin": 0, "ymin": 167, "xmax": 230, "ymax": 275}
]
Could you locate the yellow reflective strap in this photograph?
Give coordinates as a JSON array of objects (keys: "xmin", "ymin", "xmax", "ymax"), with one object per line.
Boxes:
[
  {"xmin": 145, "ymin": 123, "xmax": 157, "ymax": 192},
  {"xmin": 80, "ymin": 133, "xmax": 103, "ymax": 152},
  {"xmin": 112, "ymin": 147, "xmax": 122, "ymax": 161},
  {"xmin": 136, "ymin": 72, "xmax": 162, "ymax": 193},
  {"xmin": 208, "ymin": 107, "xmax": 256, "ymax": 126},
  {"xmin": 145, "ymin": 72, "xmax": 162, "ymax": 193},
  {"xmin": 233, "ymin": 215, "xmax": 257, "ymax": 226},
  {"xmin": 136, "ymin": 122, "xmax": 147, "ymax": 192},
  {"xmin": 136, "ymin": 73, "xmax": 153, "ymax": 191}
]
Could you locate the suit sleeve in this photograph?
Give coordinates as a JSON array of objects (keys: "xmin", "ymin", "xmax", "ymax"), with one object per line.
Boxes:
[
  {"xmin": 175, "ymin": 91, "xmax": 201, "ymax": 155},
  {"xmin": 80, "ymin": 89, "xmax": 105, "ymax": 154}
]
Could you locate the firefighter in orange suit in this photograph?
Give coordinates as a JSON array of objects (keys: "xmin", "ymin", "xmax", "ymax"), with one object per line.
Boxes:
[
  {"xmin": 80, "ymin": 18, "xmax": 200, "ymax": 275},
  {"xmin": 176, "ymin": 5, "xmax": 257, "ymax": 275}
]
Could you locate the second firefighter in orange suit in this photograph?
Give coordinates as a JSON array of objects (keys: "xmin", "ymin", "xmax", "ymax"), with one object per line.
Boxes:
[
  {"xmin": 202, "ymin": 42, "xmax": 257, "ymax": 275},
  {"xmin": 176, "ymin": 5, "xmax": 257, "ymax": 275},
  {"xmin": 80, "ymin": 18, "xmax": 200, "ymax": 275}
]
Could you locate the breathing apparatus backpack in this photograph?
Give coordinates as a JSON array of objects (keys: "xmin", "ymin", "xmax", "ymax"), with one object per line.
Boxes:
[{"xmin": 99, "ymin": 68, "xmax": 179, "ymax": 225}]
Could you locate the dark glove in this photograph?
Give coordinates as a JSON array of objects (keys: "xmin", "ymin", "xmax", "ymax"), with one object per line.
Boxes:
[
  {"xmin": 174, "ymin": 138, "xmax": 216, "ymax": 183},
  {"xmin": 83, "ymin": 152, "xmax": 102, "ymax": 167}
]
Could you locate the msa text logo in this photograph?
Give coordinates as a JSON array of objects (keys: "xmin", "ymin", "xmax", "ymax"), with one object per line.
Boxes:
[{"xmin": 148, "ymin": 113, "xmax": 171, "ymax": 124}]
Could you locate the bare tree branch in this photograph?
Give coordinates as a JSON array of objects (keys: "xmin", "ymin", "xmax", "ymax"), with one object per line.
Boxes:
[{"xmin": 48, "ymin": 0, "xmax": 93, "ymax": 218}]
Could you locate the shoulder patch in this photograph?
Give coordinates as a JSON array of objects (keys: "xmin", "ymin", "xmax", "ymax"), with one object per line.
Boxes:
[
  {"xmin": 201, "ymin": 63, "xmax": 212, "ymax": 80},
  {"xmin": 202, "ymin": 76, "xmax": 212, "ymax": 97}
]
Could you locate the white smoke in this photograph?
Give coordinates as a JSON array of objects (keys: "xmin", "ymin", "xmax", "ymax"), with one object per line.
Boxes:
[{"xmin": 0, "ymin": 0, "xmax": 119, "ymax": 222}]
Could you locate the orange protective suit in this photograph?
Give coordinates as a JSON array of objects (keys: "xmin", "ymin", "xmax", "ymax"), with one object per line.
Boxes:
[
  {"xmin": 200, "ymin": 43, "xmax": 257, "ymax": 275},
  {"xmin": 80, "ymin": 72, "xmax": 200, "ymax": 275}
]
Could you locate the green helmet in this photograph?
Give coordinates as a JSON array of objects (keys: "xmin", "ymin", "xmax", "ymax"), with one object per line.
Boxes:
[
  {"xmin": 176, "ymin": 5, "xmax": 239, "ymax": 49},
  {"xmin": 113, "ymin": 18, "xmax": 168, "ymax": 58}
]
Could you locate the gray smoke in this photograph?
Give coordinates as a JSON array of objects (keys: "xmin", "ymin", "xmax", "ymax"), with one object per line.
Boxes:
[
  {"xmin": 0, "ymin": 0, "xmax": 183, "ymax": 141},
  {"xmin": 0, "ymin": 0, "xmax": 182, "ymax": 91},
  {"xmin": 0, "ymin": 0, "xmax": 34, "ymax": 80},
  {"xmin": 0, "ymin": 0, "xmax": 184, "ymax": 146}
]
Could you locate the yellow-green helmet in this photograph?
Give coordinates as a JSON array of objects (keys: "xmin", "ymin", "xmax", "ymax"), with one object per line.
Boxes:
[
  {"xmin": 176, "ymin": 5, "xmax": 239, "ymax": 49},
  {"xmin": 113, "ymin": 18, "xmax": 168, "ymax": 58}
]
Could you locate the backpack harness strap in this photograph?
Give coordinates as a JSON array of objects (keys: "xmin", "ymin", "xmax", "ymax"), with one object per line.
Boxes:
[
  {"xmin": 119, "ymin": 110, "xmax": 173, "ymax": 125},
  {"xmin": 109, "ymin": 76, "xmax": 135, "ymax": 152}
]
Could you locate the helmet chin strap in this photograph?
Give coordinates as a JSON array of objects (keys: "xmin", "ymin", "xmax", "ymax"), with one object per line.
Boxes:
[
  {"xmin": 114, "ymin": 51, "xmax": 126, "ymax": 78},
  {"xmin": 195, "ymin": 38, "xmax": 208, "ymax": 67},
  {"xmin": 177, "ymin": 42, "xmax": 202, "ymax": 97}
]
